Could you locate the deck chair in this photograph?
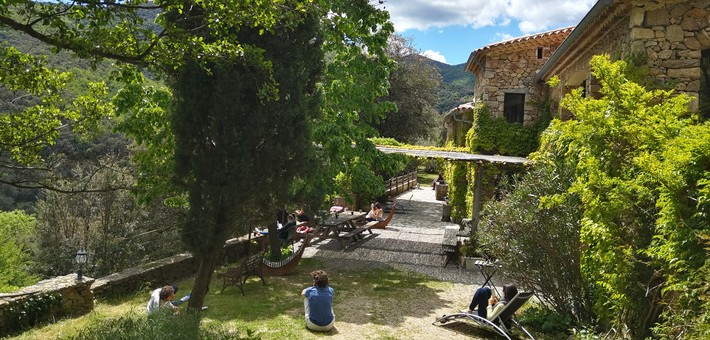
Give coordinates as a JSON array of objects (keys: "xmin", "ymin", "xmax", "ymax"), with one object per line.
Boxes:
[
  {"xmin": 398, "ymin": 194, "xmax": 415, "ymax": 210},
  {"xmin": 433, "ymin": 291, "xmax": 536, "ymax": 340}
]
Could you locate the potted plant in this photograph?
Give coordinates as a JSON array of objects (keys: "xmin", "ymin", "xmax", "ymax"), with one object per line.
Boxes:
[{"xmin": 459, "ymin": 236, "xmax": 483, "ymax": 270}]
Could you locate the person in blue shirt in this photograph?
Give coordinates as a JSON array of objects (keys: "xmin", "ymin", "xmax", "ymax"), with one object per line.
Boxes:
[{"xmin": 301, "ymin": 269, "xmax": 335, "ymax": 331}]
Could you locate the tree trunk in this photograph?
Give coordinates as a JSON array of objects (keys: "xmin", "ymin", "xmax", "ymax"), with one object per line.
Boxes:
[
  {"xmin": 188, "ymin": 252, "xmax": 219, "ymax": 310},
  {"xmin": 267, "ymin": 222, "xmax": 281, "ymax": 260}
]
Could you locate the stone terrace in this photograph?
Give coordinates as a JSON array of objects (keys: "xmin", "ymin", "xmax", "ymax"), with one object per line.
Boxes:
[{"xmin": 304, "ymin": 187, "xmax": 488, "ymax": 284}]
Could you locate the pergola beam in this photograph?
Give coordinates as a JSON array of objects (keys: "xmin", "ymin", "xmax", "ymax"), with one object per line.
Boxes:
[{"xmin": 375, "ymin": 145, "xmax": 531, "ymax": 229}]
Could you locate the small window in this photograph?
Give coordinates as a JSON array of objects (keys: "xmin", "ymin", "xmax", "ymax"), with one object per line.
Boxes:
[
  {"xmin": 536, "ymin": 47, "xmax": 543, "ymax": 59},
  {"xmin": 504, "ymin": 93, "xmax": 525, "ymax": 124}
]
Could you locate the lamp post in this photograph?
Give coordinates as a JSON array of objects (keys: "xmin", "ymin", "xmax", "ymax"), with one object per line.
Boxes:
[{"xmin": 75, "ymin": 249, "xmax": 88, "ymax": 281}]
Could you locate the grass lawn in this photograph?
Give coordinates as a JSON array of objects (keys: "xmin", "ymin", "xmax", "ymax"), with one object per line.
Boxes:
[
  {"xmin": 417, "ymin": 166, "xmax": 439, "ymax": 187},
  {"xmin": 10, "ymin": 258, "xmax": 493, "ymax": 339}
]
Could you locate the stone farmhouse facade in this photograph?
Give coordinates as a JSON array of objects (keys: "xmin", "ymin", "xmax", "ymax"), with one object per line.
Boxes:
[
  {"xmin": 455, "ymin": 0, "xmax": 710, "ymax": 129},
  {"xmin": 464, "ymin": 27, "xmax": 573, "ymax": 124}
]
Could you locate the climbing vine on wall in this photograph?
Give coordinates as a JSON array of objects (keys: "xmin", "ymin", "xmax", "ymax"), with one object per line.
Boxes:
[
  {"xmin": 465, "ymin": 102, "xmax": 551, "ymax": 157},
  {"xmin": 1, "ymin": 292, "xmax": 62, "ymax": 336}
]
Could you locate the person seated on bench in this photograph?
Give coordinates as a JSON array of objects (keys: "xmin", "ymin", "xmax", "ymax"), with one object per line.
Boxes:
[
  {"xmin": 255, "ymin": 214, "xmax": 297, "ymax": 242},
  {"xmin": 277, "ymin": 214, "xmax": 298, "ymax": 244},
  {"xmin": 365, "ymin": 202, "xmax": 384, "ymax": 222},
  {"xmin": 146, "ymin": 285, "xmax": 180, "ymax": 316},
  {"xmin": 301, "ymin": 270, "xmax": 335, "ymax": 332},
  {"xmin": 432, "ymin": 173, "xmax": 445, "ymax": 189},
  {"xmin": 466, "ymin": 283, "xmax": 518, "ymax": 321}
]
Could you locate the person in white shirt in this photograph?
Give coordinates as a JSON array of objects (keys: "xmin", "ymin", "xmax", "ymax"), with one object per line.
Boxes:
[{"xmin": 146, "ymin": 285, "xmax": 179, "ymax": 315}]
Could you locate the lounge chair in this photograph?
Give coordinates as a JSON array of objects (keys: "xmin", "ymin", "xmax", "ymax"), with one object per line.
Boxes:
[{"xmin": 433, "ymin": 291, "xmax": 536, "ymax": 340}]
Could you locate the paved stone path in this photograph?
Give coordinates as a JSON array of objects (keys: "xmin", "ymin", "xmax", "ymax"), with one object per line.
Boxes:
[{"xmin": 303, "ymin": 187, "xmax": 488, "ymax": 285}]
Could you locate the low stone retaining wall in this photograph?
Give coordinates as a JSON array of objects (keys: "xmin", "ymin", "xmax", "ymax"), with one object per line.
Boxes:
[
  {"xmin": 0, "ymin": 275, "xmax": 94, "ymax": 337},
  {"xmin": 0, "ymin": 235, "xmax": 257, "ymax": 336},
  {"xmin": 91, "ymin": 235, "xmax": 255, "ymax": 299}
]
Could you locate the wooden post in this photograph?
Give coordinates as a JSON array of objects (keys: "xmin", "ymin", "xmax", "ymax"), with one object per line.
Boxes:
[{"xmin": 472, "ymin": 163, "xmax": 484, "ymax": 232}]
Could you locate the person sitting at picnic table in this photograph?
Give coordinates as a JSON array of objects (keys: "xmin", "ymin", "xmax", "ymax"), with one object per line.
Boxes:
[
  {"xmin": 301, "ymin": 270, "xmax": 335, "ymax": 332},
  {"xmin": 466, "ymin": 283, "xmax": 518, "ymax": 321},
  {"xmin": 295, "ymin": 209, "xmax": 310, "ymax": 222},
  {"xmin": 146, "ymin": 285, "xmax": 180, "ymax": 316},
  {"xmin": 432, "ymin": 173, "xmax": 445, "ymax": 189},
  {"xmin": 365, "ymin": 202, "xmax": 384, "ymax": 222}
]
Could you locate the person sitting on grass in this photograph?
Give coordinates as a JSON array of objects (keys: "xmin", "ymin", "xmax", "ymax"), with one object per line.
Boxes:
[
  {"xmin": 365, "ymin": 202, "xmax": 384, "ymax": 222},
  {"xmin": 146, "ymin": 285, "xmax": 180, "ymax": 316},
  {"xmin": 466, "ymin": 283, "xmax": 518, "ymax": 323},
  {"xmin": 301, "ymin": 270, "xmax": 335, "ymax": 332}
]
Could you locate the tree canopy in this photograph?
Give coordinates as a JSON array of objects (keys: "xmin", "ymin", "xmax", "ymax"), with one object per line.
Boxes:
[{"xmin": 1, "ymin": 0, "xmax": 400, "ymax": 309}]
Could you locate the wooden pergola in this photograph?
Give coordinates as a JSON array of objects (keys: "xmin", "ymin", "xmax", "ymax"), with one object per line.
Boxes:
[{"xmin": 376, "ymin": 146, "xmax": 531, "ymax": 230}]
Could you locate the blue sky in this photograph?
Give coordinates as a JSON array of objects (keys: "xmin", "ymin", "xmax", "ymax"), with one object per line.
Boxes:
[{"xmin": 382, "ymin": 0, "xmax": 597, "ymax": 65}]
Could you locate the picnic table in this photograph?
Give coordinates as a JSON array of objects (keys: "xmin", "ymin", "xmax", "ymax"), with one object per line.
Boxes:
[{"xmin": 316, "ymin": 211, "xmax": 371, "ymax": 248}]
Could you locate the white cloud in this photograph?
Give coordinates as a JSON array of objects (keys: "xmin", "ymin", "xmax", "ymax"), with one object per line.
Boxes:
[
  {"xmin": 420, "ymin": 50, "xmax": 448, "ymax": 64},
  {"xmin": 494, "ymin": 32, "xmax": 514, "ymax": 42},
  {"xmin": 386, "ymin": 0, "xmax": 595, "ymax": 34}
]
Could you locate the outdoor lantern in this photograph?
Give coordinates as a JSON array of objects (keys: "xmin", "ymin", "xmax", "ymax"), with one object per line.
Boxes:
[{"xmin": 75, "ymin": 249, "xmax": 88, "ymax": 280}]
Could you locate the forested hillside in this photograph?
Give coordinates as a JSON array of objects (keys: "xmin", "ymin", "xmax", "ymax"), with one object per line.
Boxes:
[{"xmin": 427, "ymin": 59, "xmax": 475, "ymax": 113}]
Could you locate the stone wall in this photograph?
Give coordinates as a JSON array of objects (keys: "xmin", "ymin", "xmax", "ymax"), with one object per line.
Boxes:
[
  {"xmin": 550, "ymin": 0, "xmax": 710, "ymax": 112},
  {"xmin": 474, "ymin": 41, "xmax": 563, "ymax": 124},
  {"xmin": 549, "ymin": 14, "xmax": 631, "ymax": 116},
  {"xmin": 0, "ymin": 235, "xmax": 256, "ymax": 336},
  {"xmin": 629, "ymin": 0, "xmax": 710, "ymax": 110},
  {"xmin": 0, "ymin": 275, "xmax": 94, "ymax": 337},
  {"xmin": 92, "ymin": 235, "xmax": 255, "ymax": 298}
]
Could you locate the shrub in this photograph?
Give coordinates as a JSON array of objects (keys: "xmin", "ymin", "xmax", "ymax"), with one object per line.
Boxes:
[
  {"xmin": 479, "ymin": 160, "xmax": 592, "ymax": 323},
  {"xmin": 1, "ymin": 293, "xmax": 62, "ymax": 336},
  {"xmin": 540, "ymin": 54, "xmax": 709, "ymax": 337},
  {"xmin": 68, "ymin": 310, "xmax": 256, "ymax": 340},
  {"xmin": 518, "ymin": 305, "xmax": 573, "ymax": 336}
]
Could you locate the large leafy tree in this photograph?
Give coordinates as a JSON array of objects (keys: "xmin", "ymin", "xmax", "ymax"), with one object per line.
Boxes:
[
  {"xmin": 170, "ymin": 9, "xmax": 324, "ymax": 308},
  {"xmin": 1, "ymin": 0, "xmax": 396, "ymax": 309},
  {"xmin": 374, "ymin": 35, "xmax": 441, "ymax": 144}
]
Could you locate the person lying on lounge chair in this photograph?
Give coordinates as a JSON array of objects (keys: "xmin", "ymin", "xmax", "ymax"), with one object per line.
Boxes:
[{"xmin": 466, "ymin": 284, "xmax": 518, "ymax": 322}]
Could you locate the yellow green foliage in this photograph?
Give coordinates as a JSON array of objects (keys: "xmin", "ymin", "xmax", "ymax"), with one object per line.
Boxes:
[{"xmin": 537, "ymin": 54, "xmax": 709, "ymax": 337}]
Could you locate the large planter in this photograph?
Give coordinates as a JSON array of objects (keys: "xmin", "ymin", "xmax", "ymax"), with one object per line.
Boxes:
[{"xmin": 435, "ymin": 183, "xmax": 448, "ymax": 201}]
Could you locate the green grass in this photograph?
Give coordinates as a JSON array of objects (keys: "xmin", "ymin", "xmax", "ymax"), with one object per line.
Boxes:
[
  {"xmin": 417, "ymin": 167, "xmax": 439, "ymax": 187},
  {"xmin": 10, "ymin": 258, "xmax": 457, "ymax": 340}
]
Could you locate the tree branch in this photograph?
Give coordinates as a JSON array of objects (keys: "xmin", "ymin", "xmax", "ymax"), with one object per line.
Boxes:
[
  {"xmin": 74, "ymin": 0, "xmax": 165, "ymax": 10},
  {"xmin": 0, "ymin": 15, "xmax": 160, "ymax": 65}
]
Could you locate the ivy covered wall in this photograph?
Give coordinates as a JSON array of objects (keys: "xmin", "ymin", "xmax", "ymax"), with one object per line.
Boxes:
[
  {"xmin": 443, "ymin": 101, "xmax": 550, "ymax": 222},
  {"xmin": 466, "ymin": 102, "xmax": 551, "ymax": 157}
]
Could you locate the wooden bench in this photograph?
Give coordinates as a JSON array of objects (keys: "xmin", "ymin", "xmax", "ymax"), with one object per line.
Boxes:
[
  {"xmin": 342, "ymin": 226, "xmax": 373, "ymax": 239},
  {"xmin": 216, "ymin": 251, "xmax": 266, "ymax": 295}
]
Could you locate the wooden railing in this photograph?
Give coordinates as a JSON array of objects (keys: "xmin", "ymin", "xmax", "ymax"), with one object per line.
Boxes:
[{"xmin": 384, "ymin": 170, "xmax": 418, "ymax": 198}]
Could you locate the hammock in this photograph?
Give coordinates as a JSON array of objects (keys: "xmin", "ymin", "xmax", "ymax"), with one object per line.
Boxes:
[{"xmin": 261, "ymin": 234, "xmax": 311, "ymax": 276}]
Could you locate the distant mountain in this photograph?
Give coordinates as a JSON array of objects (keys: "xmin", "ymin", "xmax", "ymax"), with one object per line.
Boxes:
[{"xmin": 426, "ymin": 59, "xmax": 476, "ymax": 113}]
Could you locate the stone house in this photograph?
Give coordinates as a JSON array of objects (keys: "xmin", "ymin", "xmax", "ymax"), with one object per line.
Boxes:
[
  {"xmin": 538, "ymin": 0, "xmax": 710, "ymax": 114},
  {"xmin": 454, "ymin": 0, "xmax": 710, "ymax": 136},
  {"xmin": 463, "ymin": 27, "xmax": 573, "ymax": 125}
]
